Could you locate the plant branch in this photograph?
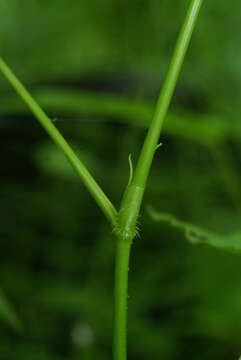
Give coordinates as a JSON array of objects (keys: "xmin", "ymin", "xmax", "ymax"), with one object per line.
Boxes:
[
  {"xmin": 0, "ymin": 57, "xmax": 117, "ymax": 226},
  {"xmin": 118, "ymin": 0, "xmax": 203, "ymax": 243},
  {"xmin": 114, "ymin": 1, "xmax": 203, "ymax": 360},
  {"xmin": 134, "ymin": 0, "xmax": 203, "ymax": 188}
]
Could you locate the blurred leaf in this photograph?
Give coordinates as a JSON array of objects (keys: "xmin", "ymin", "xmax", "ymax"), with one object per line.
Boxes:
[
  {"xmin": 0, "ymin": 289, "xmax": 22, "ymax": 333},
  {"xmin": 148, "ymin": 207, "xmax": 241, "ymax": 253},
  {"xmin": 33, "ymin": 141, "xmax": 99, "ymax": 180},
  {"xmin": 34, "ymin": 141, "xmax": 76, "ymax": 179}
]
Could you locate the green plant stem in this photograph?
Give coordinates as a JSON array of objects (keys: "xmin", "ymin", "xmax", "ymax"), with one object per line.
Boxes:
[
  {"xmin": 0, "ymin": 2, "xmax": 203, "ymax": 358},
  {"xmin": 0, "ymin": 57, "xmax": 117, "ymax": 226},
  {"xmin": 114, "ymin": 240, "xmax": 131, "ymax": 360},
  {"xmin": 118, "ymin": 0, "xmax": 203, "ymax": 243},
  {"xmin": 133, "ymin": 0, "xmax": 203, "ymax": 189},
  {"xmin": 114, "ymin": 1, "xmax": 203, "ymax": 359}
]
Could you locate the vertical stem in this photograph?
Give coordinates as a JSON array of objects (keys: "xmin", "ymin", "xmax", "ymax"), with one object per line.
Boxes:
[
  {"xmin": 114, "ymin": 239, "xmax": 131, "ymax": 360},
  {"xmin": 114, "ymin": 1, "xmax": 203, "ymax": 359}
]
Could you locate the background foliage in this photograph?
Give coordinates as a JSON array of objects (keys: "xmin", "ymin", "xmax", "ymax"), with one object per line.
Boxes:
[{"xmin": 0, "ymin": 0, "xmax": 241, "ymax": 359}]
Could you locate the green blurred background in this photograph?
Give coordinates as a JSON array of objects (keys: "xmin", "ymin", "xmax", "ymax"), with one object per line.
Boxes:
[{"xmin": 0, "ymin": 0, "xmax": 241, "ymax": 359}]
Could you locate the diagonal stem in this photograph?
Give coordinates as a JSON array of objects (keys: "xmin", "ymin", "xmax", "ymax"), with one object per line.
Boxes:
[
  {"xmin": 0, "ymin": 57, "xmax": 117, "ymax": 226},
  {"xmin": 133, "ymin": 0, "xmax": 203, "ymax": 188}
]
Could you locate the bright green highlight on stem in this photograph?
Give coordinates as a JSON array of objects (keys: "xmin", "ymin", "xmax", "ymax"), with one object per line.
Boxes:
[
  {"xmin": 118, "ymin": 0, "xmax": 204, "ymax": 244},
  {"xmin": 0, "ymin": 57, "xmax": 117, "ymax": 226}
]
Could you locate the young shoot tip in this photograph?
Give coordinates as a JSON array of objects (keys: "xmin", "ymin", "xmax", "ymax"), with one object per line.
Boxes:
[
  {"xmin": 127, "ymin": 154, "xmax": 133, "ymax": 187},
  {"xmin": 156, "ymin": 142, "xmax": 163, "ymax": 151}
]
